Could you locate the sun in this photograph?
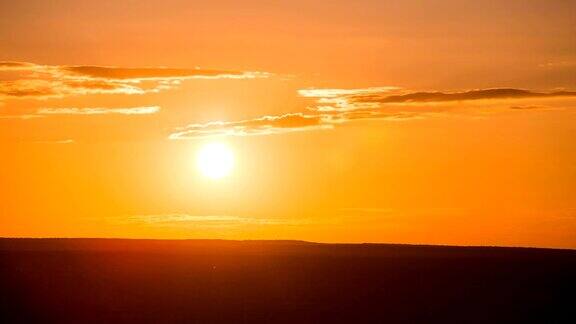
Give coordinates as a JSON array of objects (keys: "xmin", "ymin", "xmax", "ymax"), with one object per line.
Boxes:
[{"xmin": 196, "ymin": 142, "xmax": 234, "ymax": 179}]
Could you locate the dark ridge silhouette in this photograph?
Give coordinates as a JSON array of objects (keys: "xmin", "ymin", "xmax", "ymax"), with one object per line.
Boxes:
[{"xmin": 1, "ymin": 238, "xmax": 574, "ymax": 323}]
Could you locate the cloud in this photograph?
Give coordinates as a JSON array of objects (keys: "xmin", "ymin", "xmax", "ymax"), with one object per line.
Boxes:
[
  {"xmin": 303, "ymin": 87, "xmax": 576, "ymax": 111},
  {"xmin": 60, "ymin": 65, "xmax": 269, "ymax": 80},
  {"xmin": 37, "ymin": 106, "xmax": 160, "ymax": 115},
  {"xmin": 119, "ymin": 214, "xmax": 303, "ymax": 228},
  {"xmin": 169, "ymin": 110, "xmax": 434, "ymax": 139},
  {"xmin": 0, "ymin": 61, "xmax": 270, "ymax": 80},
  {"xmin": 338, "ymin": 207, "xmax": 394, "ymax": 214},
  {"xmin": 0, "ymin": 114, "xmax": 45, "ymax": 120},
  {"xmin": 509, "ymin": 105, "xmax": 563, "ymax": 111},
  {"xmin": 335, "ymin": 110, "xmax": 432, "ymax": 122},
  {"xmin": 359, "ymin": 88, "xmax": 576, "ymax": 104},
  {"xmin": 0, "ymin": 61, "xmax": 271, "ymax": 101},
  {"xmin": 169, "ymin": 113, "xmax": 333, "ymax": 139},
  {"xmin": 299, "ymin": 87, "xmax": 400, "ymax": 112},
  {"xmin": 33, "ymin": 139, "xmax": 76, "ymax": 144},
  {"xmin": 538, "ymin": 61, "xmax": 576, "ymax": 68},
  {"xmin": 298, "ymin": 87, "xmax": 400, "ymax": 98},
  {"xmin": 0, "ymin": 61, "xmax": 37, "ymax": 70},
  {"xmin": 170, "ymin": 86, "xmax": 574, "ymax": 140},
  {"xmin": 1, "ymin": 106, "xmax": 159, "ymax": 120},
  {"xmin": 0, "ymin": 80, "xmax": 61, "ymax": 99},
  {"xmin": 0, "ymin": 79, "xmax": 148, "ymax": 100}
]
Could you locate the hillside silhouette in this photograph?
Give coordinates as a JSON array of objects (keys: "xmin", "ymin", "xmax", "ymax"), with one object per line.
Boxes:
[{"xmin": 1, "ymin": 238, "xmax": 574, "ymax": 323}]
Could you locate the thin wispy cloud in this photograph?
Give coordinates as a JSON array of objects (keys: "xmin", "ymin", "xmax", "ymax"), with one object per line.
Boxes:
[
  {"xmin": 0, "ymin": 61, "xmax": 37, "ymax": 70},
  {"xmin": 299, "ymin": 87, "xmax": 400, "ymax": 98},
  {"xmin": 169, "ymin": 110, "xmax": 434, "ymax": 140},
  {"xmin": 354, "ymin": 88, "xmax": 576, "ymax": 104},
  {"xmin": 115, "ymin": 214, "xmax": 304, "ymax": 228},
  {"xmin": 303, "ymin": 87, "xmax": 576, "ymax": 112},
  {"xmin": 538, "ymin": 60, "xmax": 576, "ymax": 68},
  {"xmin": 0, "ymin": 79, "xmax": 148, "ymax": 100},
  {"xmin": 338, "ymin": 207, "xmax": 394, "ymax": 214},
  {"xmin": 169, "ymin": 113, "xmax": 332, "ymax": 139},
  {"xmin": 0, "ymin": 106, "xmax": 160, "ymax": 120},
  {"xmin": 37, "ymin": 106, "xmax": 160, "ymax": 115},
  {"xmin": 170, "ymin": 86, "xmax": 575, "ymax": 139},
  {"xmin": 33, "ymin": 139, "xmax": 76, "ymax": 144},
  {"xmin": 60, "ymin": 65, "xmax": 269, "ymax": 80},
  {"xmin": 0, "ymin": 61, "xmax": 271, "ymax": 101},
  {"xmin": 0, "ymin": 114, "xmax": 45, "ymax": 120},
  {"xmin": 509, "ymin": 105, "xmax": 563, "ymax": 111}
]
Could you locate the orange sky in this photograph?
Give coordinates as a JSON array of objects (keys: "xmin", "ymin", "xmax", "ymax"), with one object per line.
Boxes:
[{"xmin": 1, "ymin": 0, "xmax": 575, "ymax": 248}]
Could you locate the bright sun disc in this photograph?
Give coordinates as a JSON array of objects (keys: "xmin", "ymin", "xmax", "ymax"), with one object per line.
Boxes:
[{"xmin": 196, "ymin": 142, "xmax": 234, "ymax": 179}]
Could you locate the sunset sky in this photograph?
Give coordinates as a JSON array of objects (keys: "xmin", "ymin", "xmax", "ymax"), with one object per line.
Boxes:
[{"xmin": 1, "ymin": 0, "xmax": 575, "ymax": 248}]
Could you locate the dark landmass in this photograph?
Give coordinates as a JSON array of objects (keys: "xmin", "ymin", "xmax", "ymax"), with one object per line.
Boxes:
[{"xmin": 1, "ymin": 238, "xmax": 575, "ymax": 323}]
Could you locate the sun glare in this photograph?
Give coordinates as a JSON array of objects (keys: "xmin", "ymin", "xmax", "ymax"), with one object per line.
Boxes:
[{"xmin": 196, "ymin": 142, "xmax": 234, "ymax": 179}]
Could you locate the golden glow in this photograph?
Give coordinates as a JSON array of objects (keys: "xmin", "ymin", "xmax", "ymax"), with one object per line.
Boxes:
[{"xmin": 196, "ymin": 142, "xmax": 234, "ymax": 179}]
